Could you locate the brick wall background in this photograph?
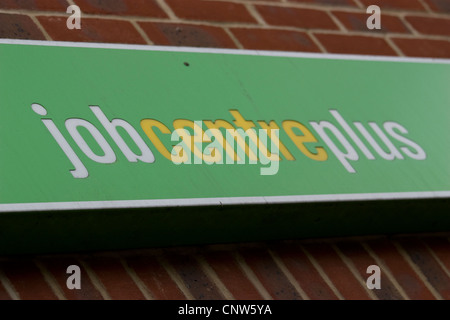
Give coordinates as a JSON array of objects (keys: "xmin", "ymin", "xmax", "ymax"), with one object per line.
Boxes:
[
  {"xmin": 0, "ymin": 0, "xmax": 449, "ymax": 58},
  {"xmin": 1, "ymin": 234, "xmax": 450, "ymax": 300},
  {"xmin": 1, "ymin": 0, "xmax": 450, "ymax": 300}
]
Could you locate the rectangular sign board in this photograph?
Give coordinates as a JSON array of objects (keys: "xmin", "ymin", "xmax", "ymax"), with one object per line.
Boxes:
[
  {"xmin": 1, "ymin": 40, "xmax": 450, "ymax": 254},
  {"xmin": 1, "ymin": 40, "xmax": 450, "ymax": 212}
]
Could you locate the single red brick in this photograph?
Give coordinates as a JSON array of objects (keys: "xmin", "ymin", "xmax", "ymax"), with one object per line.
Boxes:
[
  {"xmin": 239, "ymin": 248, "xmax": 304, "ymax": 300},
  {"xmin": 231, "ymin": 28, "xmax": 321, "ymax": 52},
  {"xmin": 38, "ymin": 258, "xmax": 103, "ymax": 300},
  {"xmin": 289, "ymin": 0, "xmax": 357, "ymax": 6},
  {"xmin": 0, "ymin": 260, "xmax": 58, "ymax": 300},
  {"xmin": 359, "ymin": 0, "xmax": 426, "ymax": 11},
  {"xmin": 398, "ymin": 239, "xmax": 450, "ymax": 299},
  {"xmin": 424, "ymin": 0, "xmax": 450, "ymax": 13},
  {"xmin": 333, "ymin": 11, "xmax": 410, "ymax": 33},
  {"xmin": 0, "ymin": 13, "xmax": 45, "ymax": 40},
  {"xmin": 366, "ymin": 239, "xmax": 435, "ymax": 300},
  {"xmin": 82, "ymin": 257, "xmax": 146, "ymax": 300},
  {"xmin": 37, "ymin": 16, "xmax": 146, "ymax": 44},
  {"xmin": 203, "ymin": 251, "xmax": 264, "ymax": 300},
  {"xmin": 139, "ymin": 22, "xmax": 237, "ymax": 48},
  {"xmin": 336, "ymin": 241, "xmax": 405, "ymax": 300},
  {"xmin": 392, "ymin": 38, "xmax": 450, "ymax": 58},
  {"xmin": 314, "ymin": 33, "xmax": 397, "ymax": 56},
  {"xmin": 274, "ymin": 244, "xmax": 339, "ymax": 299},
  {"xmin": 73, "ymin": 0, "xmax": 168, "ymax": 18},
  {"xmin": 256, "ymin": 5, "xmax": 338, "ymax": 30},
  {"xmin": 302, "ymin": 243, "xmax": 372, "ymax": 300},
  {"xmin": 126, "ymin": 256, "xmax": 186, "ymax": 300},
  {"xmin": 0, "ymin": 0, "xmax": 68, "ymax": 11},
  {"xmin": 405, "ymin": 16, "xmax": 450, "ymax": 37},
  {"xmin": 165, "ymin": 0, "xmax": 257, "ymax": 23},
  {"xmin": 166, "ymin": 254, "xmax": 225, "ymax": 300}
]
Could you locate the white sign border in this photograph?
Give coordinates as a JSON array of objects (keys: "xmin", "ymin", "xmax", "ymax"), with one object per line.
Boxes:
[{"xmin": 0, "ymin": 191, "xmax": 450, "ymax": 213}]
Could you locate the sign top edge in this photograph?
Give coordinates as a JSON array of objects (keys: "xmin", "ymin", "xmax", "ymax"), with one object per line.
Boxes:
[{"xmin": 1, "ymin": 38, "xmax": 449, "ymax": 64}]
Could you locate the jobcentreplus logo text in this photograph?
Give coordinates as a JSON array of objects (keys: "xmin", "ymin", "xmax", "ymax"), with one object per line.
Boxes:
[{"xmin": 31, "ymin": 103, "xmax": 426, "ymax": 178}]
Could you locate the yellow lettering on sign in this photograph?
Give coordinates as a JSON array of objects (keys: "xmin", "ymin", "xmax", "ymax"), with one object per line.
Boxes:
[
  {"xmin": 173, "ymin": 119, "xmax": 219, "ymax": 163},
  {"xmin": 140, "ymin": 119, "xmax": 172, "ymax": 161},
  {"xmin": 282, "ymin": 120, "xmax": 327, "ymax": 161}
]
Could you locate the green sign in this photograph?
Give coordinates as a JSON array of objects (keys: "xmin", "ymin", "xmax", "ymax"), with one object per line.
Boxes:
[{"xmin": 1, "ymin": 40, "xmax": 449, "ymax": 212}]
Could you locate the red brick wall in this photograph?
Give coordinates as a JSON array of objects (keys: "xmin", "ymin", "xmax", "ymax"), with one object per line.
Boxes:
[
  {"xmin": 0, "ymin": 0, "xmax": 449, "ymax": 58},
  {"xmin": 1, "ymin": 0, "xmax": 450, "ymax": 301},
  {"xmin": 1, "ymin": 234, "xmax": 450, "ymax": 300}
]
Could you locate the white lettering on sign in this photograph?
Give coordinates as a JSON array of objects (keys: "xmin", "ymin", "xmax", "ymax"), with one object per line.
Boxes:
[{"xmin": 32, "ymin": 103, "xmax": 427, "ymax": 178}]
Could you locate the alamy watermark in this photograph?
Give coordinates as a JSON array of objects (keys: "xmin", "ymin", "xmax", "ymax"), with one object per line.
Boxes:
[
  {"xmin": 66, "ymin": 5, "xmax": 81, "ymax": 30},
  {"xmin": 66, "ymin": 265, "xmax": 81, "ymax": 290},
  {"xmin": 170, "ymin": 121, "xmax": 280, "ymax": 175},
  {"xmin": 366, "ymin": 5, "xmax": 381, "ymax": 30},
  {"xmin": 366, "ymin": 264, "xmax": 381, "ymax": 290}
]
